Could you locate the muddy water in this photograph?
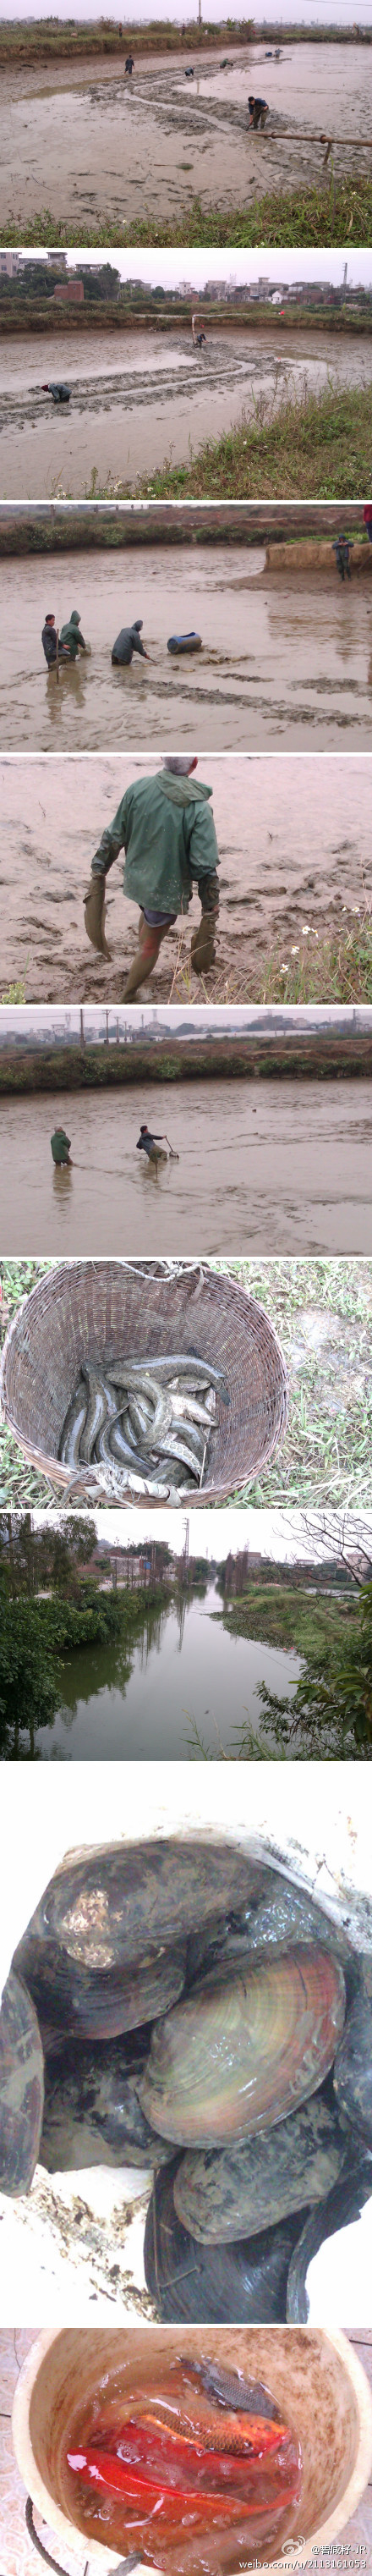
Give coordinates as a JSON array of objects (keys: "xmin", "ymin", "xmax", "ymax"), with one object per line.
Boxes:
[
  {"xmin": 2, "ymin": 324, "xmax": 371, "ymax": 502},
  {"xmin": 1, "ymin": 546, "xmax": 371, "ymax": 757},
  {"xmin": 2, "ymin": 1076, "xmax": 372, "ymax": 1257},
  {"xmin": 0, "ymin": 41, "xmax": 368, "ymax": 229},
  {"xmin": 1, "ymin": 753, "xmax": 370, "ymax": 1002},
  {"xmin": 30, "ymin": 1583, "xmax": 302, "ymax": 1759}
]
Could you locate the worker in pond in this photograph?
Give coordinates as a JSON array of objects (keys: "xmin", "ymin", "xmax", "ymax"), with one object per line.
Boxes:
[
  {"xmin": 51, "ymin": 1127, "xmax": 73, "ymax": 1166},
  {"xmin": 41, "ymin": 382, "xmax": 71, "ymax": 404},
  {"xmin": 136, "ymin": 1125, "xmax": 168, "ymax": 1168},
  {"xmin": 248, "ymin": 93, "xmax": 269, "ymax": 128},
  {"xmin": 192, "ymin": 312, "xmax": 206, "ymax": 349},
  {"xmin": 124, "ymin": 51, "xmax": 134, "ymax": 72},
  {"xmin": 112, "ymin": 618, "xmax": 149, "ymax": 666},
  {"xmin": 84, "ymin": 754, "xmax": 220, "ymax": 996},
  {"xmin": 332, "ymin": 532, "xmax": 353, "ymax": 581}
]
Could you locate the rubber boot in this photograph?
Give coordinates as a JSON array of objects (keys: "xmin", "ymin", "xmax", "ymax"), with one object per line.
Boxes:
[
  {"xmin": 123, "ymin": 913, "xmax": 168, "ymax": 999},
  {"xmin": 190, "ymin": 909, "xmax": 218, "ymax": 974}
]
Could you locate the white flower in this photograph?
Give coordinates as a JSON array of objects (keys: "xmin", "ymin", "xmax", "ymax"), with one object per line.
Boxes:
[{"xmin": 290, "ymin": 944, "xmax": 299, "ymax": 955}]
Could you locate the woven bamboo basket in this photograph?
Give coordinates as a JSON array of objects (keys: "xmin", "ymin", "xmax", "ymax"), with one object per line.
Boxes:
[{"xmin": 0, "ymin": 1261, "xmax": 287, "ymax": 1506}]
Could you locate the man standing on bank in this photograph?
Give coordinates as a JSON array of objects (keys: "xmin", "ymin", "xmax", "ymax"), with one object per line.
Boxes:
[{"xmin": 84, "ymin": 755, "xmax": 220, "ymax": 997}]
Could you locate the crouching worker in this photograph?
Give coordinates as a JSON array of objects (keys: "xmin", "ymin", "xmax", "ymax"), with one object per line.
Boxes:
[
  {"xmin": 84, "ymin": 755, "xmax": 220, "ymax": 997},
  {"xmin": 112, "ymin": 619, "xmax": 149, "ymax": 666}
]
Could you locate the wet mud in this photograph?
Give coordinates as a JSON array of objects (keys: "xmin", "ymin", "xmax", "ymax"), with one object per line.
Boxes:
[
  {"xmin": 2, "ymin": 1075, "xmax": 372, "ymax": 1257},
  {"xmin": 0, "ymin": 41, "xmax": 369, "ymax": 229},
  {"xmin": 2, "ymin": 753, "xmax": 370, "ymax": 1002},
  {"xmin": 2, "ymin": 325, "xmax": 372, "ymax": 501},
  {"xmin": 1, "ymin": 544, "xmax": 371, "ymax": 756}
]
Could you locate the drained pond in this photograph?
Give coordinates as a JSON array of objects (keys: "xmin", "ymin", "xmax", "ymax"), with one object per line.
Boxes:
[
  {"xmin": 34, "ymin": 1585, "xmax": 301, "ymax": 1762},
  {"xmin": 0, "ymin": 41, "xmax": 369, "ymax": 232},
  {"xmin": 2, "ymin": 324, "xmax": 371, "ymax": 500}
]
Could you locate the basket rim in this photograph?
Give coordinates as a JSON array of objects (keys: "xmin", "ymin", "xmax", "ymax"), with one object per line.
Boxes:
[{"xmin": 0, "ymin": 1259, "xmax": 288, "ymax": 1505}]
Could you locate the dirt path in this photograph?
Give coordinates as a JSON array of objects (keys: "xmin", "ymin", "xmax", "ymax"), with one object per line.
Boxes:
[
  {"xmin": 1, "ymin": 751, "xmax": 370, "ymax": 1004},
  {"xmin": 0, "ymin": 41, "xmax": 369, "ymax": 230}
]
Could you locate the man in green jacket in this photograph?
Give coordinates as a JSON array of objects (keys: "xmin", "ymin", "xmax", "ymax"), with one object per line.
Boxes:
[
  {"xmin": 84, "ymin": 756, "xmax": 220, "ymax": 996},
  {"xmin": 59, "ymin": 609, "xmax": 88, "ymax": 661}
]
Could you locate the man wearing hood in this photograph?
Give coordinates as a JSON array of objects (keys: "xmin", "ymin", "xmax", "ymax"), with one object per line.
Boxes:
[
  {"xmin": 112, "ymin": 619, "xmax": 149, "ymax": 666},
  {"xmin": 58, "ymin": 609, "xmax": 88, "ymax": 660},
  {"xmin": 84, "ymin": 756, "xmax": 220, "ymax": 996}
]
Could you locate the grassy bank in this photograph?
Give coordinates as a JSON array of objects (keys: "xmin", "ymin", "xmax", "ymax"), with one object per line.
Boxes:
[
  {"xmin": 3, "ymin": 175, "xmax": 372, "ymax": 254},
  {"xmin": 3, "ymin": 1031, "xmax": 372, "ymax": 1093},
  {"xmin": 0, "ymin": 19, "xmax": 250, "ymax": 63},
  {"xmin": 135, "ymin": 380, "xmax": 372, "ymax": 503},
  {"xmin": 0, "ymin": 1577, "xmax": 170, "ymax": 1758},
  {"xmin": 219, "ymin": 1582, "xmax": 358, "ymax": 1657}
]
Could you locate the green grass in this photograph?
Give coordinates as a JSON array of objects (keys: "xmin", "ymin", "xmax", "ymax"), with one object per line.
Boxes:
[
  {"xmin": 257, "ymin": 917, "xmax": 372, "ymax": 1006},
  {"xmin": 3, "ymin": 174, "xmax": 372, "ymax": 252},
  {"xmin": 220, "ymin": 1582, "xmax": 357, "ymax": 1656},
  {"xmin": 0, "ymin": 1261, "xmax": 56, "ymax": 1508},
  {"xmin": 215, "ymin": 1257, "xmax": 372, "ymax": 1513},
  {"xmin": 134, "ymin": 379, "xmax": 372, "ymax": 503}
]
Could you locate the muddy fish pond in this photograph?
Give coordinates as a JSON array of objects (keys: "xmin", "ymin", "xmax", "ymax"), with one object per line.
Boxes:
[
  {"xmin": 1, "ymin": 546, "xmax": 371, "ymax": 755},
  {"xmin": 2, "ymin": 324, "xmax": 372, "ymax": 501},
  {"xmin": 2, "ymin": 754, "xmax": 370, "ymax": 1005},
  {"xmin": 3, "ymin": 1078, "xmax": 372, "ymax": 1256},
  {"xmin": 0, "ymin": 39, "xmax": 369, "ymax": 232}
]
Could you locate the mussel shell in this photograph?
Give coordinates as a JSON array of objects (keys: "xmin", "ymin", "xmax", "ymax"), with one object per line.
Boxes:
[
  {"xmin": 14, "ymin": 1929, "xmax": 188, "ymax": 2045},
  {"xmin": 0, "ymin": 1968, "xmax": 44, "ymax": 2195},
  {"xmin": 138, "ymin": 1946, "xmax": 346, "ymax": 2150},
  {"xmin": 333, "ymin": 1990, "xmax": 372, "ymax": 2146},
  {"xmin": 144, "ymin": 2155, "xmax": 306, "ymax": 2324},
  {"xmin": 239, "ymin": 1884, "xmax": 353, "ymax": 1976},
  {"xmin": 173, "ymin": 2093, "xmax": 347, "ymax": 2243},
  {"xmin": 39, "ymin": 2034, "xmax": 174, "ymax": 2173},
  {"xmin": 25, "ymin": 1838, "xmax": 269, "ymax": 1972},
  {"xmin": 287, "ymin": 2155, "xmax": 372, "ymax": 2323}
]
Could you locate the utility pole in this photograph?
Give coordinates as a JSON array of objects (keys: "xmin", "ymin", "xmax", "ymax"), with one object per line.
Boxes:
[{"xmin": 79, "ymin": 1007, "xmax": 85, "ymax": 1049}]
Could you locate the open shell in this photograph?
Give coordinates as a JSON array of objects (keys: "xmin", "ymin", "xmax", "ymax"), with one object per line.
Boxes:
[{"xmin": 139, "ymin": 1947, "xmax": 346, "ymax": 2150}]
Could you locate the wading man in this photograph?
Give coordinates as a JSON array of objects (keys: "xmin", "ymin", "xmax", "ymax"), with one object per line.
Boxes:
[
  {"xmin": 51, "ymin": 1128, "xmax": 73, "ymax": 1166},
  {"xmin": 84, "ymin": 755, "xmax": 220, "ymax": 998}
]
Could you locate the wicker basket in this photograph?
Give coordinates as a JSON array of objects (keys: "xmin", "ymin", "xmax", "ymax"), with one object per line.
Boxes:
[{"xmin": 0, "ymin": 1261, "xmax": 287, "ymax": 1506}]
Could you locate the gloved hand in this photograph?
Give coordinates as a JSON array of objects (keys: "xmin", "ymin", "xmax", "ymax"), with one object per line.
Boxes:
[
  {"xmin": 84, "ymin": 874, "xmax": 112, "ymax": 958},
  {"xmin": 190, "ymin": 874, "xmax": 219, "ymax": 972}
]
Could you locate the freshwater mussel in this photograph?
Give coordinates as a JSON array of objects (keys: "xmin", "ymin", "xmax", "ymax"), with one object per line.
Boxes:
[
  {"xmin": 144, "ymin": 2154, "xmax": 308, "ymax": 2326},
  {"xmin": 138, "ymin": 1946, "xmax": 347, "ymax": 2148},
  {"xmin": 0, "ymin": 1968, "xmax": 44, "ymax": 2195},
  {"xmin": 3, "ymin": 1835, "xmax": 371, "ymax": 2325}
]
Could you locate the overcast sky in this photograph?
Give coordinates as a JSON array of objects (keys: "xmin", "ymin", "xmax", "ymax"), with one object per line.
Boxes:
[
  {"xmin": 19, "ymin": 249, "xmax": 372, "ymax": 290},
  {"xmin": 2, "ymin": 1003, "xmax": 369, "ymax": 1037},
  {"xmin": 30, "ymin": 1505, "xmax": 371, "ymax": 1559},
  {"xmin": 8, "ymin": 4, "xmax": 372, "ymax": 25}
]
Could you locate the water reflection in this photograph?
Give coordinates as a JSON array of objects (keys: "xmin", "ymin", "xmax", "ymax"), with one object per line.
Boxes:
[{"xmin": 18, "ymin": 1583, "xmax": 302, "ymax": 1763}]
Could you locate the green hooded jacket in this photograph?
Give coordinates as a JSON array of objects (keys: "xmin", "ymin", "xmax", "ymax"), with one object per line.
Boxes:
[
  {"xmin": 59, "ymin": 610, "xmax": 86, "ymax": 660},
  {"xmin": 90, "ymin": 769, "xmax": 219, "ymax": 916},
  {"xmin": 51, "ymin": 1130, "xmax": 71, "ymax": 1164}
]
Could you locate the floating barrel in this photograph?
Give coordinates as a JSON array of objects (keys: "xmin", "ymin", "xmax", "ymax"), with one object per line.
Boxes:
[{"xmin": 167, "ymin": 632, "xmax": 202, "ymax": 654}]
